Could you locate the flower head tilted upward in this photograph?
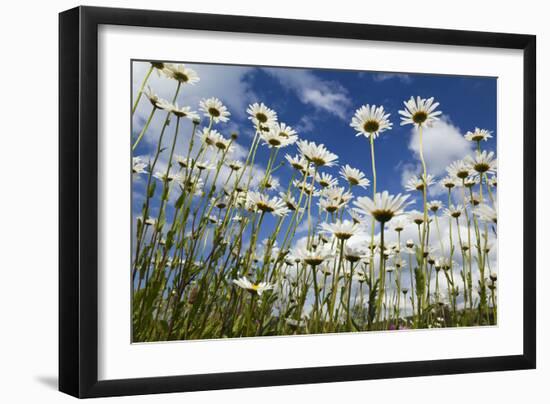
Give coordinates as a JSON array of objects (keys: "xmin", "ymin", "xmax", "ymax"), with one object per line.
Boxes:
[
  {"xmin": 350, "ymin": 104, "xmax": 392, "ymax": 138},
  {"xmin": 319, "ymin": 219, "xmax": 361, "ymax": 240},
  {"xmin": 465, "ymin": 127, "xmax": 493, "ymax": 142},
  {"xmin": 232, "ymin": 276, "xmax": 273, "ymax": 296},
  {"xmin": 353, "ymin": 191, "xmax": 410, "ymax": 223},
  {"xmin": 297, "ymin": 140, "xmax": 338, "ymax": 167},
  {"xmin": 340, "ymin": 164, "xmax": 370, "ymax": 188},
  {"xmin": 163, "ymin": 63, "xmax": 200, "ymax": 85},
  {"xmin": 199, "ymin": 97, "xmax": 231, "ymax": 123},
  {"xmin": 399, "ymin": 96, "xmax": 442, "ymax": 127},
  {"xmin": 246, "ymin": 192, "xmax": 289, "ymax": 217},
  {"xmin": 247, "ymin": 102, "xmax": 278, "ymax": 128}
]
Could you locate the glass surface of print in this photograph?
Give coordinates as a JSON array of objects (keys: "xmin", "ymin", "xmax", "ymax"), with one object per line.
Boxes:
[{"xmin": 131, "ymin": 61, "xmax": 497, "ymax": 342}]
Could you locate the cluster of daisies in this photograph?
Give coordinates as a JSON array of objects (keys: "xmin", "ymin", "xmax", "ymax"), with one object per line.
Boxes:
[{"xmin": 131, "ymin": 62, "xmax": 498, "ymax": 341}]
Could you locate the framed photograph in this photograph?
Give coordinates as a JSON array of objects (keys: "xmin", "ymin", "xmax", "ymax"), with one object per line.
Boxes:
[{"xmin": 59, "ymin": 6, "xmax": 536, "ymax": 398}]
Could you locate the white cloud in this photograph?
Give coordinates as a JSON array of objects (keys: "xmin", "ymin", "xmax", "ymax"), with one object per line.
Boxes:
[
  {"xmin": 372, "ymin": 73, "xmax": 412, "ymax": 84},
  {"xmin": 294, "ymin": 115, "xmax": 315, "ymax": 133},
  {"xmin": 262, "ymin": 68, "xmax": 352, "ymax": 120},
  {"xmin": 401, "ymin": 116, "xmax": 475, "ymax": 195}
]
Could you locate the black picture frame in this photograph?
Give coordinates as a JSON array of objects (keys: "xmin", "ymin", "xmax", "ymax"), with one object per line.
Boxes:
[{"xmin": 59, "ymin": 5, "xmax": 536, "ymax": 398}]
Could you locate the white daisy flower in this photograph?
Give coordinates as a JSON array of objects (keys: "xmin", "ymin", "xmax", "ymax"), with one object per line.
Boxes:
[
  {"xmin": 247, "ymin": 102, "xmax": 278, "ymax": 127},
  {"xmin": 465, "ymin": 127, "xmax": 493, "ymax": 142},
  {"xmin": 279, "ymin": 192, "xmax": 298, "ymax": 211},
  {"xmin": 294, "ymin": 245, "xmax": 334, "ymax": 267},
  {"xmin": 285, "ymin": 154, "xmax": 308, "ymax": 171},
  {"xmin": 163, "ymin": 63, "xmax": 200, "ymax": 85},
  {"xmin": 405, "ymin": 174, "xmax": 435, "ymax": 192},
  {"xmin": 163, "ymin": 102, "xmax": 200, "ymax": 120},
  {"xmin": 408, "ymin": 210, "xmax": 431, "ymax": 225},
  {"xmin": 297, "ymin": 140, "xmax": 338, "ymax": 167},
  {"xmin": 391, "ymin": 218, "xmax": 408, "ymax": 232},
  {"xmin": 143, "ymin": 86, "xmax": 164, "ymax": 108},
  {"xmin": 474, "ymin": 203, "xmax": 497, "ymax": 224},
  {"xmin": 260, "ymin": 130, "xmax": 295, "ymax": 148},
  {"xmin": 343, "ymin": 242, "xmax": 370, "ymax": 263},
  {"xmin": 232, "ymin": 276, "xmax": 273, "ymax": 296},
  {"xmin": 350, "ymin": 104, "xmax": 392, "ymax": 138},
  {"xmin": 132, "ymin": 156, "xmax": 148, "ymax": 175},
  {"xmin": 445, "ymin": 204, "xmax": 464, "ymax": 219},
  {"xmin": 427, "ymin": 200, "xmax": 443, "ymax": 212},
  {"xmin": 199, "ymin": 97, "xmax": 231, "ymax": 123},
  {"xmin": 399, "ymin": 96, "xmax": 442, "ymax": 127},
  {"xmin": 293, "ymin": 179, "xmax": 318, "ymax": 196},
  {"xmin": 447, "ymin": 160, "xmax": 473, "ymax": 180},
  {"xmin": 316, "ymin": 172, "xmax": 338, "ymax": 188},
  {"xmin": 340, "ymin": 164, "xmax": 370, "ymax": 188},
  {"xmin": 263, "ymin": 175, "xmax": 280, "ymax": 191},
  {"xmin": 353, "ymin": 191, "xmax": 410, "ymax": 223},
  {"xmin": 441, "ymin": 176, "xmax": 458, "ymax": 189},
  {"xmin": 270, "ymin": 122, "xmax": 298, "ymax": 144},
  {"xmin": 246, "ymin": 191, "xmax": 289, "ymax": 217},
  {"xmin": 226, "ymin": 160, "xmax": 243, "ymax": 171},
  {"xmin": 318, "ymin": 186, "xmax": 353, "ymax": 213},
  {"xmin": 195, "ymin": 160, "xmax": 216, "ymax": 171},
  {"xmin": 465, "ymin": 151, "xmax": 497, "ymax": 175},
  {"xmin": 319, "ymin": 219, "xmax": 361, "ymax": 240}
]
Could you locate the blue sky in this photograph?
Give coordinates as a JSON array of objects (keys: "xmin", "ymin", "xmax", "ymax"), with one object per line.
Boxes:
[
  {"xmin": 131, "ymin": 61, "xmax": 497, "ymax": 311},
  {"xmin": 132, "ymin": 60, "xmax": 496, "ymax": 224}
]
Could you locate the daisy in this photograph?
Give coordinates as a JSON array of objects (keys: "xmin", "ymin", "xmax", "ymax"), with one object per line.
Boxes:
[
  {"xmin": 470, "ymin": 192, "xmax": 481, "ymax": 206},
  {"xmin": 260, "ymin": 130, "xmax": 295, "ymax": 148},
  {"xmin": 163, "ymin": 63, "xmax": 200, "ymax": 85},
  {"xmin": 344, "ymin": 243, "xmax": 369, "ymax": 263},
  {"xmin": 153, "ymin": 171, "xmax": 184, "ymax": 184},
  {"xmin": 199, "ymin": 97, "xmax": 231, "ymax": 123},
  {"xmin": 319, "ymin": 219, "xmax": 361, "ymax": 240},
  {"xmin": 232, "ymin": 276, "xmax": 273, "ymax": 296},
  {"xmin": 316, "ymin": 172, "xmax": 338, "ymax": 188},
  {"xmin": 405, "ymin": 174, "xmax": 435, "ymax": 192},
  {"xmin": 247, "ymin": 102, "xmax": 278, "ymax": 127},
  {"xmin": 441, "ymin": 176, "xmax": 458, "ymax": 190},
  {"xmin": 399, "ymin": 96, "xmax": 442, "ymax": 127},
  {"xmin": 465, "ymin": 127, "xmax": 493, "ymax": 142},
  {"xmin": 350, "ymin": 104, "xmax": 392, "ymax": 138},
  {"xmin": 488, "ymin": 176, "xmax": 497, "ymax": 187},
  {"xmin": 285, "ymin": 154, "xmax": 308, "ymax": 171},
  {"xmin": 293, "ymin": 179, "xmax": 318, "ymax": 196},
  {"xmin": 199, "ymin": 128, "xmax": 220, "ymax": 147},
  {"xmin": 408, "ymin": 210, "xmax": 430, "ymax": 225},
  {"xmin": 263, "ymin": 175, "xmax": 280, "ymax": 191},
  {"xmin": 174, "ymin": 155, "xmax": 190, "ymax": 169},
  {"xmin": 445, "ymin": 204, "xmax": 464, "ymax": 219},
  {"xmin": 353, "ymin": 191, "xmax": 410, "ymax": 223},
  {"xmin": 463, "ymin": 177, "xmax": 478, "ymax": 188},
  {"xmin": 294, "ymin": 245, "xmax": 333, "ymax": 267},
  {"xmin": 447, "ymin": 160, "xmax": 472, "ymax": 180},
  {"xmin": 271, "ymin": 122, "xmax": 298, "ymax": 144},
  {"xmin": 391, "ymin": 218, "xmax": 408, "ymax": 232},
  {"xmin": 340, "ymin": 164, "xmax": 370, "ymax": 188},
  {"xmin": 143, "ymin": 86, "xmax": 164, "ymax": 108},
  {"xmin": 427, "ymin": 200, "xmax": 443, "ymax": 213},
  {"xmin": 209, "ymin": 131, "xmax": 233, "ymax": 152},
  {"xmin": 474, "ymin": 203, "xmax": 497, "ymax": 224},
  {"xmin": 279, "ymin": 192, "xmax": 298, "ymax": 211},
  {"xmin": 165, "ymin": 102, "xmax": 200, "ymax": 120},
  {"xmin": 132, "ymin": 156, "xmax": 148, "ymax": 175},
  {"xmin": 319, "ymin": 186, "xmax": 353, "ymax": 213},
  {"xmin": 297, "ymin": 140, "xmax": 338, "ymax": 167},
  {"xmin": 246, "ymin": 192, "xmax": 289, "ymax": 217},
  {"xmin": 227, "ymin": 160, "xmax": 243, "ymax": 171},
  {"xmin": 465, "ymin": 151, "xmax": 497, "ymax": 175},
  {"xmin": 195, "ymin": 160, "xmax": 215, "ymax": 171}
]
